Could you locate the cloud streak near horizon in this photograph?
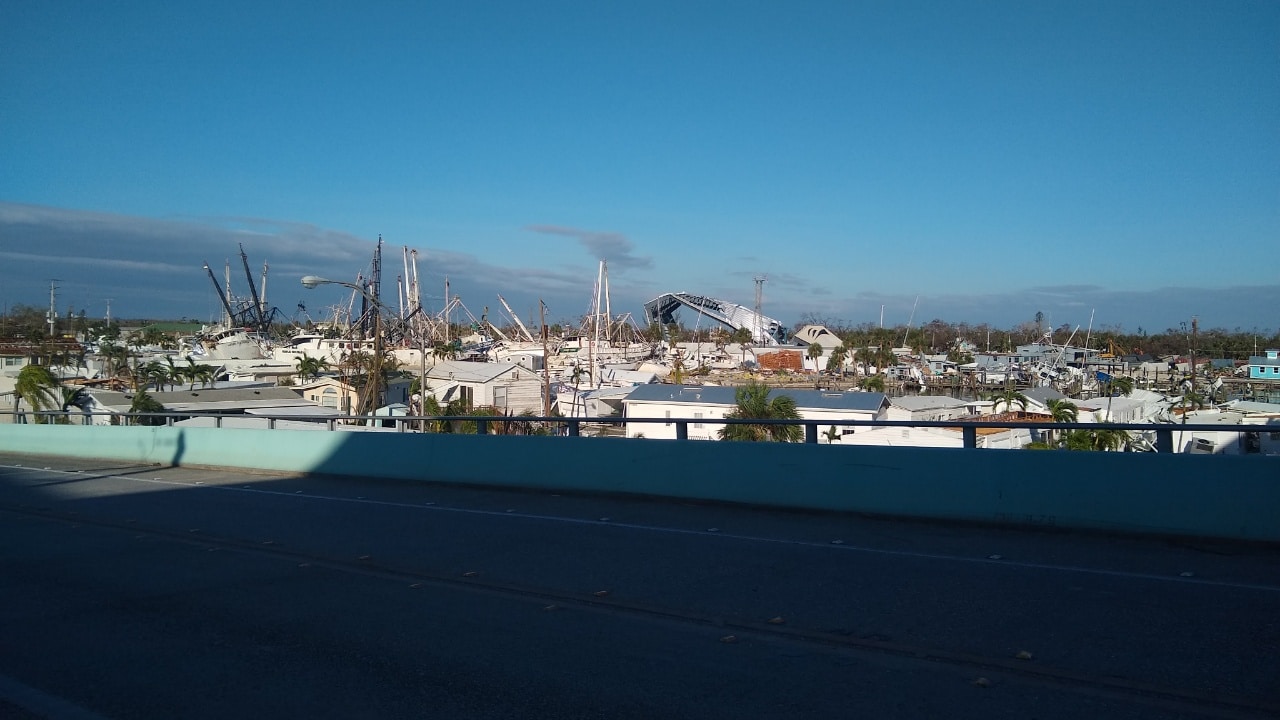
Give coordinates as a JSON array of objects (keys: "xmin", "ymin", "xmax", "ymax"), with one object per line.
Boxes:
[{"xmin": 2, "ymin": 202, "xmax": 1276, "ymax": 332}]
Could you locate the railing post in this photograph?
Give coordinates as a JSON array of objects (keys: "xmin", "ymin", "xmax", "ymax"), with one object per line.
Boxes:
[
  {"xmin": 962, "ymin": 425, "xmax": 977, "ymax": 449},
  {"xmin": 476, "ymin": 418, "xmax": 489, "ymax": 435},
  {"xmin": 804, "ymin": 422, "xmax": 817, "ymax": 444},
  {"xmin": 215, "ymin": 416, "xmax": 223, "ymax": 429},
  {"xmin": 567, "ymin": 420, "xmax": 580, "ymax": 437},
  {"xmin": 1155, "ymin": 428, "xmax": 1173, "ymax": 453},
  {"xmin": 327, "ymin": 418, "xmax": 336, "ymax": 431},
  {"xmin": 268, "ymin": 417, "xmax": 276, "ymax": 430},
  {"xmin": 676, "ymin": 421, "xmax": 688, "ymax": 440},
  {"xmin": 166, "ymin": 415, "xmax": 174, "ymax": 427}
]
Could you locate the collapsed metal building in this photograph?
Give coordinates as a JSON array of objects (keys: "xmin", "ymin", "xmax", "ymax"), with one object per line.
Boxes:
[{"xmin": 643, "ymin": 292, "xmax": 787, "ymax": 346}]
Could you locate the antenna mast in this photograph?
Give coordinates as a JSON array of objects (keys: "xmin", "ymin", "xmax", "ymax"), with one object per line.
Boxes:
[{"xmin": 753, "ymin": 275, "xmax": 767, "ymax": 344}]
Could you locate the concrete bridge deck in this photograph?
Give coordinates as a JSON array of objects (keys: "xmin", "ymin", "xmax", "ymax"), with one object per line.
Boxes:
[{"xmin": 1, "ymin": 452, "xmax": 1277, "ymax": 719}]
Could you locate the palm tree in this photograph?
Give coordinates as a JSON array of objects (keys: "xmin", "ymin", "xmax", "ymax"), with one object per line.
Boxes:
[
  {"xmin": 806, "ymin": 342, "xmax": 824, "ymax": 373},
  {"xmin": 141, "ymin": 360, "xmax": 169, "ymax": 391},
  {"xmin": 1091, "ymin": 428, "xmax": 1128, "ymax": 452},
  {"xmin": 432, "ymin": 341, "xmax": 459, "ymax": 362},
  {"xmin": 1065, "ymin": 428, "xmax": 1127, "ymax": 451},
  {"xmin": 826, "ymin": 345, "xmax": 846, "ymax": 376},
  {"xmin": 670, "ymin": 350, "xmax": 686, "ymax": 385},
  {"xmin": 193, "ymin": 364, "xmax": 217, "ymax": 389},
  {"xmin": 1111, "ymin": 376, "xmax": 1135, "ymax": 397},
  {"xmin": 1098, "ymin": 373, "xmax": 1135, "ymax": 419},
  {"xmin": 989, "ymin": 388, "xmax": 1029, "ymax": 414},
  {"xmin": 183, "ymin": 357, "xmax": 201, "ymax": 390},
  {"xmin": 60, "ymin": 386, "xmax": 91, "ymax": 423},
  {"xmin": 295, "ymin": 353, "xmax": 330, "ymax": 383},
  {"xmin": 420, "ymin": 395, "xmax": 446, "ymax": 433},
  {"xmin": 128, "ymin": 390, "xmax": 167, "ymax": 426},
  {"xmin": 718, "ymin": 382, "xmax": 802, "ymax": 442},
  {"xmin": 1045, "ymin": 398, "xmax": 1078, "ymax": 446},
  {"xmin": 15, "ymin": 365, "xmax": 61, "ymax": 423},
  {"xmin": 855, "ymin": 346, "xmax": 875, "ymax": 378},
  {"xmin": 99, "ymin": 342, "xmax": 128, "ymax": 380},
  {"xmin": 1175, "ymin": 391, "xmax": 1208, "ymax": 422},
  {"xmin": 163, "ymin": 355, "xmax": 181, "ymax": 390}
]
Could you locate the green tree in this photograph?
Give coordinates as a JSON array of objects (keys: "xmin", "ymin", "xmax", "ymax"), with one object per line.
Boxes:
[
  {"xmin": 718, "ymin": 382, "xmax": 802, "ymax": 442},
  {"xmin": 1064, "ymin": 428, "xmax": 1127, "ymax": 452},
  {"xmin": 806, "ymin": 342, "xmax": 824, "ymax": 372},
  {"xmin": 858, "ymin": 374, "xmax": 886, "ymax": 393},
  {"xmin": 15, "ymin": 365, "xmax": 61, "ymax": 423},
  {"xmin": 295, "ymin": 353, "xmax": 330, "ymax": 383},
  {"xmin": 855, "ymin": 346, "xmax": 875, "ymax": 378},
  {"xmin": 1045, "ymin": 398, "xmax": 1078, "ymax": 446},
  {"xmin": 420, "ymin": 395, "xmax": 449, "ymax": 433},
  {"xmin": 826, "ymin": 344, "xmax": 847, "ymax": 375},
  {"xmin": 141, "ymin": 360, "xmax": 169, "ymax": 391},
  {"xmin": 989, "ymin": 388, "xmax": 1029, "ymax": 414},
  {"xmin": 128, "ymin": 390, "xmax": 168, "ymax": 426},
  {"xmin": 60, "ymin": 386, "xmax": 91, "ymax": 423}
]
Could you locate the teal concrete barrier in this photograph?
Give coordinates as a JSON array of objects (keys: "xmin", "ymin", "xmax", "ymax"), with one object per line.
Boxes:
[{"xmin": 1, "ymin": 424, "xmax": 1277, "ymax": 542}]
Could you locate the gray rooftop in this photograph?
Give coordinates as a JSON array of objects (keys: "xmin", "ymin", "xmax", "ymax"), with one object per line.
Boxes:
[
  {"xmin": 623, "ymin": 384, "xmax": 887, "ymax": 412},
  {"xmin": 1021, "ymin": 387, "xmax": 1068, "ymax": 405},
  {"xmin": 90, "ymin": 387, "xmax": 317, "ymax": 413}
]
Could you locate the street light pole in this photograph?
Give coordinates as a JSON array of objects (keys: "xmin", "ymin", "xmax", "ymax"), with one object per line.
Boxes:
[{"xmin": 302, "ymin": 275, "xmax": 386, "ymax": 417}]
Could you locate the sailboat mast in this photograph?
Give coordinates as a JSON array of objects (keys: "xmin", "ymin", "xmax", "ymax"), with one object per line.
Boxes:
[
  {"xmin": 260, "ymin": 263, "xmax": 269, "ymax": 317},
  {"xmin": 224, "ymin": 261, "xmax": 232, "ymax": 326},
  {"xmin": 603, "ymin": 260, "xmax": 612, "ymax": 343}
]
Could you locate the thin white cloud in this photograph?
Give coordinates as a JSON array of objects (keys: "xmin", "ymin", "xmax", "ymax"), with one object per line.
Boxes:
[{"xmin": 524, "ymin": 224, "xmax": 653, "ymax": 271}]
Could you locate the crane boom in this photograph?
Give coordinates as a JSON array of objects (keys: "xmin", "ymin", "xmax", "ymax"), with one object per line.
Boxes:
[{"xmin": 497, "ymin": 294, "xmax": 535, "ymax": 342}]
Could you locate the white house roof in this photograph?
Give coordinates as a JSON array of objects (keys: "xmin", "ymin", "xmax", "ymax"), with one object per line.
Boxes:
[
  {"xmin": 1222, "ymin": 400, "xmax": 1280, "ymax": 416},
  {"xmin": 244, "ymin": 405, "xmax": 342, "ymax": 418},
  {"xmin": 791, "ymin": 325, "xmax": 840, "ymax": 347},
  {"xmin": 426, "ymin": 360, "xmax": 530, "ymax": 383},
  {"xmin": 888, "ymin": 395, "xmax": 970, "ymax": 411}
]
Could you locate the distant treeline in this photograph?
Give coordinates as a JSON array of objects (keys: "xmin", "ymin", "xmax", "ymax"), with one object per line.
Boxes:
[{"xmin": 3, "ymin": 301, "xmax": 1277, "ymax": 360}]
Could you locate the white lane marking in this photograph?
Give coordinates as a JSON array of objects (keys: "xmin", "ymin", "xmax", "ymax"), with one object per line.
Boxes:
[{"xmin": 4, "ymin": 463, "xmax": 1279, "ymax": 594}]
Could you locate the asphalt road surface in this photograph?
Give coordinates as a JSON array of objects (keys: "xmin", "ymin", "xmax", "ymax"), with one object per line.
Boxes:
[{"xmin": 1, "ymin": 452, "xmax": 1277, "ymax": 719}]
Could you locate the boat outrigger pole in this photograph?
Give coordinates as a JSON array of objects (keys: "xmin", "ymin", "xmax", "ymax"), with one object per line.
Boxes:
[
  {"xmin": 203, "ymin": 262, "xmax": 238, "ymax": 326},
  {"xmin": 238, "ymin": 243, "xmax": 268, "ymax": 333}
]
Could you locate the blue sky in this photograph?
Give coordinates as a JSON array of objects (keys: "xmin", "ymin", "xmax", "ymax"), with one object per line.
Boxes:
[{"xmin": 2, "ymin": 1, "xmax": 1277, "ymax": 334}]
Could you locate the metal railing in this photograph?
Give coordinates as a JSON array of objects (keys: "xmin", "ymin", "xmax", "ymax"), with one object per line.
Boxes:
[{"xmin": 2, "ymin": 409, "xmax": 1274, "ymax": 453}]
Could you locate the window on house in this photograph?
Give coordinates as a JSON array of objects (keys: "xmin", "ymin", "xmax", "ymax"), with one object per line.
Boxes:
[
  {"xmin": 665, "ymin": 410, "xmax": 671, "ymax": 426},
  {"xmin": 693, "ymin": 412, "xmax": 703, "ymax": 429},
  {"xmin": 320, "ymin": 388, "xmax": 338, "ymax": 409}
]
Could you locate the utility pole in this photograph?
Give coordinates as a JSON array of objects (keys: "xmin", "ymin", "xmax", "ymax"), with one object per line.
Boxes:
[
  {"xmin": 753, "ymin": 275, "xmax": 767, "ymax": 344},
  {"xmin": 1190, "ymin": 316, "xmax": 1198, "ymax": 394},
  {"xmin": 540, "ymin": 300, "xmax": 551, "ymax": 417},
  {"xmin": 47, "ymin": 280, "xmax": 60, "ymax": 338}
]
